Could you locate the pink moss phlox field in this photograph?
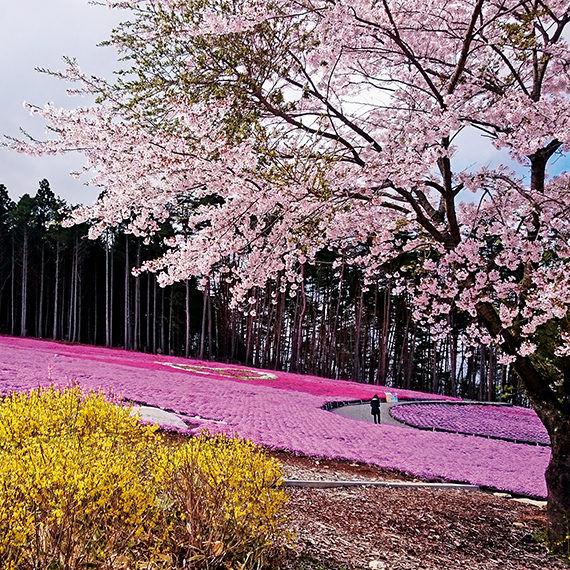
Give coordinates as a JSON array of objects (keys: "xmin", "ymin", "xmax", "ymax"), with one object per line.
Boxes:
[
  {"xmin": 0, "ymin": 335, "xmax": 454, "ymax": 402},
  {"xmin": 390, "ymin": 403, "xmax": 550, "ymax": 445},
  {"xmin": 0, "ymin": 336, "xmax": 549, "ymax": 498}
]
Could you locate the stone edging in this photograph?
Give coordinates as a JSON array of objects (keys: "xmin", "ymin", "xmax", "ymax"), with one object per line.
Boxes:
[{"xmin": 283, "ymin": 479, "xmax": 480, "ymax": 491}]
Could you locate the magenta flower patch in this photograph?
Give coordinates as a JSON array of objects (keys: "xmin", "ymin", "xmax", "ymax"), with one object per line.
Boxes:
[
  {"xmin": 0, "ymin": 335, "xmax": 550, "ymax": 498},
  {"xmin": 390, "ymin": 402, "xmax": 550, "ymax": 446}
]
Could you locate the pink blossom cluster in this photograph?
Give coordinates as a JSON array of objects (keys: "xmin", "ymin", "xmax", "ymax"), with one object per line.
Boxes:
[
  {"xmin": 0, "ymin": 336, "xmax": 550, "ymax": 498},
  {"xmin": 10, "ymin": 2, "xmax": 570, "ymax": 350},
  {"xmin": 390, "ymin": 403, "xmax": 550, "ymax": 446},
  {"xmin": 402, "ymin": 186, "xmax": 570, "ymax": 354}
]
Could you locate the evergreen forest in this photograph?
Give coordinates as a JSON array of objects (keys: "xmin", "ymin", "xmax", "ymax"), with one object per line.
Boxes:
[{"xmin": 0, "ymin": 180, "xmax": 528, "ymax": 405}]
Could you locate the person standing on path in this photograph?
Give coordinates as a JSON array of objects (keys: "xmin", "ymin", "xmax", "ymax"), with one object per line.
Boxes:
[{"xmin": 370, "ymin": 394, "xmax": 380, "ymax": 424}]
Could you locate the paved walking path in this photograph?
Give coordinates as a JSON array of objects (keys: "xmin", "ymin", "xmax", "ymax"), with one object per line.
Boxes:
[{"xmin": 331, "ymin": 401, "xmax": 405, "ymax": 426}]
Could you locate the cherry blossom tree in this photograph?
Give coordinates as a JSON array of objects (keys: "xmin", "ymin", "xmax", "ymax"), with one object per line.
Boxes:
[{"xmin": 8, "ymin": 0, "xmax": 570, "ymax": 540}]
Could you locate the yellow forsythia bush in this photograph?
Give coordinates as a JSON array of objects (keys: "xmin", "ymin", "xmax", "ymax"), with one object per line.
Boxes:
[
  {"xmin": 0, "ymin": 385, "xmax": 166, "ymax": 568},
  {"xmin": 0, "ymin": 385, "xmax": 287, "ymax": 569},
  {"xmin": 158, "ymin": 432, "xmax": 288, "ymax": 568}
]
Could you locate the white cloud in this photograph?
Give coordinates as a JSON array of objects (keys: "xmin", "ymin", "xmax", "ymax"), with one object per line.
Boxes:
[{"xmin": 0, "ymin": 0, "xmax": 121, "ymax": 204}]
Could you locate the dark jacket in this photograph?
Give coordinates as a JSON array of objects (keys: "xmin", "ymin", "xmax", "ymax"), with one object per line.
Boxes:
[{"xmin": 370, "ymin": 396, "xmax": 380, "ymax": 415}]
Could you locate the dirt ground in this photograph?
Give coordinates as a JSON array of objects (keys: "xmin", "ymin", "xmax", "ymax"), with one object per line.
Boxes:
[{"xmin": 271, "ymin": 450, "xmax": 569, "ymax": 570}]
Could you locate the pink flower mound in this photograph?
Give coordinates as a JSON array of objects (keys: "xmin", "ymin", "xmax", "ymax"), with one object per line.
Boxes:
[
  {"xmin": 390, "ymin": 403, "xmax": 550, "ymax": 445},
  {"xmin": 0, "ymin": 336, "xmax": 549, "ymax": 498},
  {"xmin": 0, "ymin": 335, "xmax": 455, "ymax": 402}
]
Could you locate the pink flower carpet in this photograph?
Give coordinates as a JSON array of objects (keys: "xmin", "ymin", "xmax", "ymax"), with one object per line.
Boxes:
[
  {"xmin": 390, "ymin": 402, "xmax": 549, "ymax": 445},
  {"xmin": 0, "ymin": 335, "xmax": 550, "ymax": 498}
]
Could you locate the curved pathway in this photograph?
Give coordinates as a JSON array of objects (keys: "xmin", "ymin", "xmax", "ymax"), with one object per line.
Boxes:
[{"xmin": 331, "ymin": 401, "xmax": 406, "ymax": 426}]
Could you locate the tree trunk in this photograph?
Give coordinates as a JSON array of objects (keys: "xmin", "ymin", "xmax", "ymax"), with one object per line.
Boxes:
[
  {"xmin": 353, "ymin": 285, "xmax": 364, "ymax": 381},
  {"xmin": 52, "ymin": 241, "xmax": 60, "ymax": 339},
  {"xmin": 185, "ymin": 279, "xmax": 191, "ymax": 358},
  {"xmin": 477, "ymin": 299, "xmax": 570, "ymax": 541},
  {"xmin": 38, "ymin": 242, "xmax": 45, "ymax": 338},
  {"xmin": 93, "ymin": 273, "xmax": 97, "ymax": 345},
  {"xmin": 105, "ymin": 242, "xmax": 110, "ymax": 347},
  {"xmin": 152, "ymin": 277, "xmax": 157, "ymax": 353},
  {"xmin": 134, "ymin": 244, "xmax": 141, "ymax": 351},
  {"xmin": 432, "ymin": 340, "xmax": 439, "ymax": 394},
  {"xmin": 487, "ymin": 347, "xmax": 495, "ymax": 402},
  {"xmin": 67, "ymin": 236, "xmax": 78, "ymax": 342},
  {"xmin": 109, "ymin": 245, "xmax": 114, "ymax": 347},
  {"xmin": 72, "ymin": 234, "xmax": 80, "ymax": 343},
  {"xmin": 403, "ymin": 326, "xmax": 415, "ymax": 389},
  {"xmin": 168, "ymin": 287, "xmax": 173, "ymax": 355},
  {"xmin": 245, "ymin": 312, "xmax": 253, "ymax": 366},
  {"xmin": 377, "ymin": 282, "xmax": 391, "ymax": 385},
  {"xmin": 160, "ymin": 287, "xmax": 165, "ymax": 353},
  {"xmin": 330, "ymin": 260, "xmax": 345, "ymax": 375},
  {"xmin": 545, "ymin": 424, "xmax": 570, "ymax": 541},
  {"xmin": 479, "ymin": 345, "xmax": 486, "ymax": 401},
  {"xmin": 274, "ymin": 286, "xmax": 285, "ymax": 370},
  {"xmin": 207, "ymin": 283, "xmax": 213, "ymax": 358},
  {"xmin": 199, "ymin": 280, "xmax": 209, "ymax": 360},
  {"xmin": 124, "ymin": 237, "xmax": 131, "ymax": 350},
  {"xmin": 20, "ymin": 228, "xmax": 28, "ymax": 337},
  {"xmin": 290, "ymin": 266, "xmax": 306, "ymax": 373},
  {"xmin": 146, "ymin": 273, "xmax": 151, "ymax": 352},
  {"xmin": 10, "ymin": 239, "xmax": 15, "ymax": 337},
  {"xmin": 448, "ymin": 315, "xmax": 458, "ymax": 397}
]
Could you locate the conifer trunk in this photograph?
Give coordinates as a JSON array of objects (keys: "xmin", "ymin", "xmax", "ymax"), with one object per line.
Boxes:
[
  {"xmin": 134, "ymin": 244, "xmax": 141, "ymax": 351},
  {"xmin": 10, "ymin": 239, "xmax": 15, "ymax": 337},
  {"xmin": 105, "ymin": 242, "xmax": 110, "ymax": 347},
  {"xmin": 52, "ymin": 241, "xmax": 60, "ymax": 339},
  {"xmin": 185, "ymin": 279, "xmax": 191, "ymax": 358},
  {"xmin": 124, "ymin": 237, "xmax": 130, "ymax": 350},
  {"xmin": 20, "ymin": 228, "xmax": 28, "ymax": 337},
  {"xmin": 38, "ymin": 243, "xmax": 45, "ymax": 337}
]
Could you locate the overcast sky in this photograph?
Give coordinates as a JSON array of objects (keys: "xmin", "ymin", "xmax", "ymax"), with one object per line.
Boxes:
[
  {"xmin": 1, "ymin": 1, "xmax": 567, "ymax": 207},
  {"xmin": 0, "ymin": 0, "xmax": 121, "ymax": 205}
]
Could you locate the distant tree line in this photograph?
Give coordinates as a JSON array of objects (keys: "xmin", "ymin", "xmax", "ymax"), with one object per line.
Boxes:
[{"xmin": 0, "ymin": 180, "xmax": 529, "ymax": 404}]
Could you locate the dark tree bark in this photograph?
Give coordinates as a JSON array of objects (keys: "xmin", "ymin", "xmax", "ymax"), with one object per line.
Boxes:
[
  {"xmin": 37, "ymin": 242, "xmax": 45, "ymax": 338},
  {"xmin": 199, "ymin": 280, "xmax": 209, "ymax": 360},
  {"xmin": 134, "ymin": 243, "xmax": 141, "ymax": 351},
  {"xmin": 146, "ymin": 273, "xmax": 151, "ymax": 352},
  {"xmin": 52, "ymin": 241, "xmax": 61, "ymax": 340},
  {"xmin": 152, "ymin": 276, "xmax": 157, "ymax": 353},
  {"xmin": 185, "ymin": 279, "xmax": 191, "ymax": 358},
  {"xmin": 376, "ymin": 283, "xmax": 391, "ymax": 385},
  {"xmin": 353, "ymin": 285, "xmax": 364, "ymax": 381},
  {"xmin": 10, "ymin": 239, "xmax": 15, "ymax": 337},
  {"xmin": 105, "ymin": 240, "xmax": 111, "ymax": 347},
  {"xmin": 477, "ymin": 299, "xmax": 570, "ymax": 539},
  {"xmin": 124, "ymin": 237, "xmax": 131, "ymax": 350},
  {"xmin": 20, "ymin": 228, "xmax": 28, "ymax": 337}
]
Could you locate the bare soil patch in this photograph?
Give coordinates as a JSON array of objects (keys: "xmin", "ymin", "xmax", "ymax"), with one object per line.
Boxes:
[{"xmin": 271, "ymin": 451, "xmax": 569, "ymax": 570}]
